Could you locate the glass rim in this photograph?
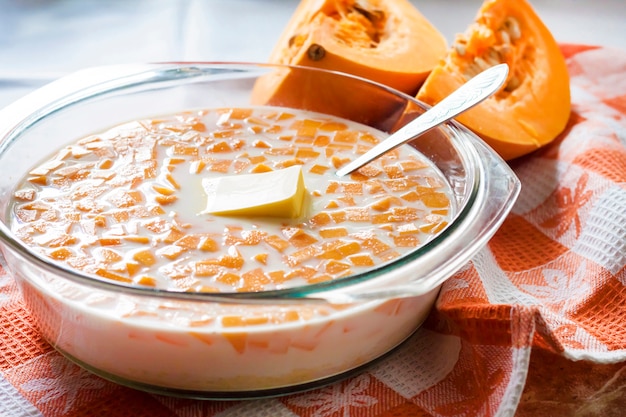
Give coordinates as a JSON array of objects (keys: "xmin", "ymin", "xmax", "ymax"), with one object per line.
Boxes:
[{"xmin": 0, "ymin": 61, "xmax": 491, "ymax": 303}]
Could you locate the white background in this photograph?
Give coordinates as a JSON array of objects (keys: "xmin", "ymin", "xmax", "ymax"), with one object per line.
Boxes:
[{"xmin": 1, "ymin": 0, "xmax": 624, "ymax": 108}]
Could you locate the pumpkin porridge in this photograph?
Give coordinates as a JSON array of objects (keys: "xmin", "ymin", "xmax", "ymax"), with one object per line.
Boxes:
[
  {"xmin": 10, "ymin": 106, "xmax": 452, "ymax": 293},
  {"xmin": 8, "ymin": 106, "xmax": 452, "ymax": 391}
]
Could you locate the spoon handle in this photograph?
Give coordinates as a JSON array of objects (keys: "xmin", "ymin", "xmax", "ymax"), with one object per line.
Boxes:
[{"xmin": 335, "ymin": 63, "xmax": 509, "ymax": 177}]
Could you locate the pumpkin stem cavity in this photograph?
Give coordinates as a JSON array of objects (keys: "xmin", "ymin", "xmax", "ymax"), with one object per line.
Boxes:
[
  {"xmin": 327, "ymin": 0, "xmax": 387, "ymax": 48},
  {"xmin": 448, "ymin": 14, "xmax": 530, "ymax": 96}
]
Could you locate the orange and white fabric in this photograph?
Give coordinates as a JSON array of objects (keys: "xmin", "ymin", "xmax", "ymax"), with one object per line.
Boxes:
[{"xmin": 1, "ymin": 44, "xmax": 625, "ymax": 417}]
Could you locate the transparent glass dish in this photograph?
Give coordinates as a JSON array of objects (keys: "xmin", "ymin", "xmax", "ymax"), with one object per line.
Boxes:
[{"xmin": 0, "ymin": 63, "xmax": 520, "ymax": 398}]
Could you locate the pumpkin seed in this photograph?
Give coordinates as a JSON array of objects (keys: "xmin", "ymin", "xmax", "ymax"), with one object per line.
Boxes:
[
  {"xmin": 353, "ymin": 2, "xmax": 385, "ymax": 23},
  {"xmin": 504, "ymin": 75, "xmax": 521, "ymax": 92},
  {"xmin": 307, "ymin": 44, "xmax": 326, "ymax": 61},
  {"xmin": 497, "ymin": 44, "xmax": 511, "ymax": 55},
  {"xmin": 474, "ymin": 57, "xmax": 491, "ymax": 70},
  {"xmin": 503, "ymin": 17, "xmax": 521, "ymax": 41},
  {"xmin": 454, "ymin": 43, "xmax": 466, "ymax": 56},
  {"xmin": 288, "ymin": 34, "xmax": 306, "ymax": 48},
  {"xmin": 486, "ymin": 47, "xmax": 502, "ymax": 65},
  {"xmin": 463, "ymin": 62, "xmax": 482, "ymax": 78},
  {"xmin": 500, "ymin": 29, "xmax": 511, "ymax": 45}
]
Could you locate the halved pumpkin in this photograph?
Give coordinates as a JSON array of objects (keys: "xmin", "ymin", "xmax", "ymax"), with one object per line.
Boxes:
[
  {"xmin": 416, "ymin": 0, "xmax": 571, "ymax": 160},
  {"xmin": 263, "ymin": 0, "xmax": 447, "ymax": 95}
]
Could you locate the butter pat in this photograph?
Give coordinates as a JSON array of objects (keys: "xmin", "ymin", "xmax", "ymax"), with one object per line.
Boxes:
[{"xmin": 201, "ymin": 165, "xmax": 307, "ymax": 218}]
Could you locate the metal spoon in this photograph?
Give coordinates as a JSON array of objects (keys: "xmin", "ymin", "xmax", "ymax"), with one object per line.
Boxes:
[{"xmin": 335, "ymin": 63, "xmax": 509, "ymax": 177}]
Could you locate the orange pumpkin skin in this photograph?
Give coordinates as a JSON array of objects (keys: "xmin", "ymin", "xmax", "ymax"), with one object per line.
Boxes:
[
  {"xmin": 416, "ymin": 0, "xmax": 571, "ymax": 160},
  {"xmin": 264, "ymin": 0, "xmax": 447, "ymax": 95}
]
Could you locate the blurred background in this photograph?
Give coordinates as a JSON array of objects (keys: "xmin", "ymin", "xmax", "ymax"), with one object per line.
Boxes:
[{"xmin": 1, "ymin": 0, "xmax": 624, "ymax": 109}]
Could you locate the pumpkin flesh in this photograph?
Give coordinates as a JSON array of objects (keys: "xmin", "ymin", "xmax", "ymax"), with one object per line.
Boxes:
[
  {"xmin": 416, "ymin": 0, "xmax": 571, "ymax": 160},
  {"xmin": 265, "ymin": 0, "xmax": 447, "ymax": 95}
]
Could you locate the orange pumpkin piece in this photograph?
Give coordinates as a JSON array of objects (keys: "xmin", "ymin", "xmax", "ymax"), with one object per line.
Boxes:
[
  {"xmin": 98, "ymin": 238, "xmax": 121, "ymax": 246},
  {"xmin": 416, "ymin": 0, "xmax": 571, "ymax": 160},
  {"xmin": 194, "ymin": 261, "xmax": 220, "ymax": 277},
  {"xmin": 217, "ymin": 272, "xmax": 241, "ymax": 286},
  {"xmin": 14, "ymin": 189, "xmax": 36, "ymax": 201},
  {"xmin": 155, "ymin": 195, "xmax": 178, "ymax": 206},
  {"xmin": 252, "ymin": 1, "xmax": 446, "ymax": 123},
  {"xmin": 250, "ymin": 163, "xmax": 273, "ymax": 173},
  {"xmin": 49, "ymin": 247, "xmax": 73, "ymax": 261},
  {"xmin": 319, "ymin": 227, "xmax": 348, "ymax": 238},
  {"xmin": 240, "ymin": 268, "xmax": 272, "ymax": 292},
  {"xmin": 156, "ymin": 245, "xmax": 185, "ymax": 260},
  {"xmin": 349, "ymin": 254, "xmax": 375, "ymax": 267},
  {"xmin": 95, "ymin": 268, "xmax": 132, "ymax": 283},
  {"xmin": 325, "ymin": 260, "xmax": 352, "ymax": 275},
  {"xmin": 222, "ymin": 315, "xmax": 270, "ymax": 327},
  {"xmin": 126, "ymin": 262, "xmax": 142, "ymax": 276},
  {"xmin": 263, "ymin": 235, "xmax": 290, "ymax": 252},
  {"xmin": 309, "ymin": 164, "xmax": 330, "ymax": 175},
  {"xmin": 264, "ymin": 0, "xmax": 446, "ymax": 94},
  {"xmin": 133, "ymin": 249, "xmax": 157, "ymax": 266},
  {"xmin": 135, "ymin": 275, "xmax": 157, "ymax": 287},
  {"xmin": 254, "ymin": 253, "xmax": 268, "ymax": 264}
]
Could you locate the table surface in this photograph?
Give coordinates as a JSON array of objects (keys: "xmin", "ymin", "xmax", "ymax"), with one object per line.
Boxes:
[{"xmin": 0, "ymin": 0, "xmax": 625, "ymax": 109}]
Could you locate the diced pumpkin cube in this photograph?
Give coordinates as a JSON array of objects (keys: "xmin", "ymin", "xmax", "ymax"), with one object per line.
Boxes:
[
  {"xmin": 345, "ymin": 208, "xmax": 370, "ymax": 222},
  {"xmin": 319, "ymin": 121, "xmax": 348, "ymax": 132},
  {"xmin": 313, "ymin": 135, "xmax": 330, "ymax": 147},
  {"xmin": 331, "ymin": 155, "xmax": 350, "ymax": 168},
  {"xmin": 13, "ymin": 189, "xmax": 36, "ymax": 201},
  {"xmin": 319, "ymin": 227, "xmax": 348, "ymax": 238},
  {"xmin": 126, "ymin": 262, "xmax": 142, "ymax": 276},
  {"xmin": 309, "ymin": 212, "xmax": 332, "ymax": 227},
  {"xmin": 28, "ymin": 176, "xmax": 47, "ymax": 185},
  {"xmin": 176, "ymin": 234, "xmax": 201, "ymax": 249},
  {"xmin": 325, "ymin": 260, "xmax": 352, "ymax": 275},
  {"xmin": 124, "ymin": 235, "xmax": 151, "ymax": 244},
  {"xmin": 264, "ymin": 235, "xmax": 290, "ymax": 252},
  {"xmin": 393, "ymin": 235, "xmax": 421, "ymax": 247},
  {"xmin": 157, "ymin": 245, "xmax": 185, "ymax": 260},
  {"xmin": 98, "ymin": 238, "xmax": 121, "ymax": 246},
  {"xmin": 309, "ymin": 164, "xmax": 329, "ymax": 175},
  {"xmin": 326, "ymin": 181, "xmax": 340, "ymax": 193},
  {"xmin": 421, "ymin": 192, "xmax": 450, "ymax": 208},
  {"xmin": 341, "ymin": 183, "xmax": 363, "ymax": 195},
  {"xmin": 194, "ymin": 261, "xmax": 220, "ymax": 277},
  {"xmin": 155, "ymin": 195, "xmax": 178, "ymax": 205},
  {"xmin": 163, "ymin": 228, "xmax": 185, "ymax": 244},
  {"xmin": 240, "ymin": 268, "xmax": 271, "ymax": 292},
  {"xmin": 217, "ymin": 272, "xmax": 241, "ymax": 286},
  {"xmin": 253, "ymin": 253, "xmax": 268, "ymax": 264},
  {"xmin": 330, "ymin": 211, "xmax": 346, "ymax": 223},
  {"xmin": 218, "ymin": 250, "xmax": 244, "ymax": 269},
  {"xmin": 210, "ymin": 141, "xmax": 235, "ymax": 153},
  {"xmin": 348, "ymin": 254, "xmax": 375, "ymax": 266},
  {"xmin": 49, "ymin": 247, "xmax": 73, "ymax": 261},
  {"xmin": 250, "ymin": 163, "xmax": 273, "ymax": 173},
  {"xmin": 333, "ymin": 130, "xmax": 358, "ymax": 143},
  {"xmin": 133, "ymin": 249, "xmax": 157, "ymax": 266},
  {"xmin": 95, "ymin": 268, "xmax": 132, "ymax": 283},
  {"xmin": 199, "ymin": 236, "xmax": 219, "ymax": 252},
  {"xmin": 135, "ymin": 275, "xmax": 158, "ymax": 287},
  {"xmin": 295, "ymin": 147, "xmax": 320, "ymax": 159}
]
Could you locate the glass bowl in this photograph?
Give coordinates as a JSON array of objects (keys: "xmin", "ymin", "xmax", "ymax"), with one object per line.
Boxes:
[{"xmin": 0, "ymin": 63, "xmax": 520, "ymax": 399}]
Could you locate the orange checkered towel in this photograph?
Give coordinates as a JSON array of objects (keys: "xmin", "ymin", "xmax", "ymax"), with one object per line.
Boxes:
[{"xmin": 1, "ymin": 44, "xmax": 625, "ymax": 416}]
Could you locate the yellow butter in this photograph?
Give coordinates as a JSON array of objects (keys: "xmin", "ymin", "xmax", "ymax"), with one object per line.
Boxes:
[{"xmin": 201, "ymin": 165, "xmax": 306, "ymax": 218}]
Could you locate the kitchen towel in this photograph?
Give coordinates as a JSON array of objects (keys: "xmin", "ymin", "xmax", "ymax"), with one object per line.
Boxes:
[{"xmin": 0, "ymin": 44, "xmax": 624, "ymax": 417}]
